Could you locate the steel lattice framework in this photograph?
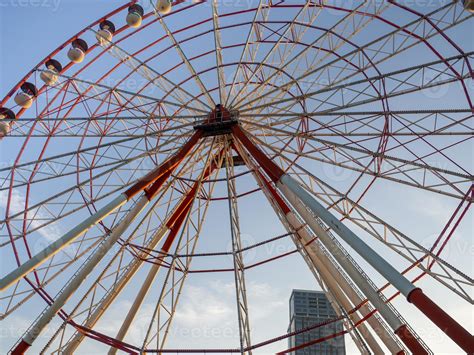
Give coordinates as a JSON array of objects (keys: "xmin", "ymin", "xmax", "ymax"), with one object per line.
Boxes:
[{"xmin": 0, "ymin": 1, "xmax": 473, "ymax": 354}]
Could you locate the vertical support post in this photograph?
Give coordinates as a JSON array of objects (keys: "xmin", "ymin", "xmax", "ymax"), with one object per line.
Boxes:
[
  {"xmin": 242, "ymin": 156, "xmax": 403, "ymax": 354},
  {"xmin": 233, "ymin": 125, "xmax": 474, "ymax": 353},
  {"xmin": 140, "ymin": 151, "xmax": 225, "ymax": 351},
  {"xmin": 225, "ymin": 145, "xmax": 252, "ymax": 354},
  {"xmin": 231, "ymin": 126, "xmax": 438, "ymax": 354},
  {"xmin": 250, "ymin": 171, "xmax": 389, "ymax": 354}
]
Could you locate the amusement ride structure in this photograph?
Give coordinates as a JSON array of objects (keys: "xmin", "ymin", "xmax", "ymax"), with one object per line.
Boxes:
[{"xmin": 0, "ymin": 0, "xmax": 473, "ymax": 353}]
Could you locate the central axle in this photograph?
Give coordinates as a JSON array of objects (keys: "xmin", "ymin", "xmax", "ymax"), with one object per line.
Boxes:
[{"xmin": 194, "ymin": 104, "xmax": 239, "ymax": 137}]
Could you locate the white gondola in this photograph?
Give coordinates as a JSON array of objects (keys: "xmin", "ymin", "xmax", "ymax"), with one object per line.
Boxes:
[
  {"xmin": 463, "ymin": 0, "xmax": 474, "ymax": 12},
  {"xmin": 40, "ymin": 59, "xmax": 62, "ymax": 86},
  {"xmin": 0, "ymin": 121, "xmax": 10, "ymax": 137},
  {"xmin": 14, "ymin": 83, "xmax": 38, "ymax": 109},
  {"xmin": 68, "ymin": 39, "xmax": 88, "ymax": 63},
  {"xmin": 96, "ymin": 21, "xmax": 116, "ymax": 46},
  {"xmin": 14, "ymin": 92, "xmax": 33, "ymax": 109},
  {"xmin": 68, "ymin": 47, "xmax": 85, "ymax": 63},
  {"xmin": 127, "ymin": 4, "xmax": 144, "ymax": 28},
  {"xmin": 126, "ymin": 12, "xmax": 142, "ymax": 28},
  {"xmin": 0, "ymin": 108, "xmax": 14, "ymax": 138},
  {"xmin": 96, "ymin": 29, "xmax": 113, "ymax": 46},
  {"xmin": 156, "ymin": 0, "xmax": 172, "ymax": 15},
  {"xmin": 40, "ymin": 69, "xmax": 58, "ymax": 86},
  {"xmin": 0, "ymin": 107, "xmax": 15, "ymax": 138}
]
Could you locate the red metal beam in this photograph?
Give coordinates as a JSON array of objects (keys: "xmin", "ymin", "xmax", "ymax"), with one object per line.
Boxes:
[
  {"xmin": 125, "ymin": 130, "xmax": 202, "ymax": 199},
  {"xmin": 407, "ymin": 288, "xmax": 474, "ymax": 353}
]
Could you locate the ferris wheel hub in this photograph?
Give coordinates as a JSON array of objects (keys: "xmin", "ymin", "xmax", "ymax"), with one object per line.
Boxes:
[
  {"xmin": 193, "ymin": 105, "xmax": 240, "ymax": 137},
  {"xmin": 208, "ymin": 104, "xmax": 238, "ymax": 122}
]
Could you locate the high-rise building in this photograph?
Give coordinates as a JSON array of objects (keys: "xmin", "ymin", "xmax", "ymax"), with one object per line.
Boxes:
[{"xmin": 288, "ymin": 289, "xmax": 346, "ymax": 354}]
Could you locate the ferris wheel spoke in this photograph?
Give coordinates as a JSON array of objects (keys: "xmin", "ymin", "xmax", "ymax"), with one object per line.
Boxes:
[
  {"xmin": 231, "ymin": 1, "xmax": 386, "ymax": 110},
  {"xmin": 39, "ymin": 75, "xmax": 160, "ymax": 134},
  {"xmin": 224, "ymin": 144, "xmax": 253, "ymax": 354},
  {"xmin": 235, "ymin": 2, "xmax": 470, "ymax": 112},
  {"xmin": 246, "ymin": 109, "xmax": 467, "ymax": 157},
  {"xmin": 239, "ymin": 51, "xmax": 473, "ymax": 116},
  {"xmin": 309, "ymin": 63, "xmax": 472, "ymax": 116},
  {"xmin": 241, "ymin": 89, "xmax": 307, "ymax": 135},
  {"xmin": 233, "ymin": 63, "xmax": 309, "ymax": 125},
  {"xmin": 150, "ymin": 6, "xmax": 216, "ymax": 107},
  {"xmin": 232, "ymin": 2, "xmax": 349, "ymax": 109},
  {"xmin": 243, "ymin": 108, "xmax": 472, "ymax": 123},
  {"xmin": 0, "ymin": 125, "xmax": 193, "ymax": 198},
  {"xmin": 88, "ymin": 26, "xmax": 212, "ymax": 113},
  {"xmin": 0, "ymin": 141, "xmax": 145, "ymax": 198},
  {"xmin": 0, "ymin": 122, "xmax": 193, "ymax": 175},
  {"xmin": 211, "ymin": 0, "xmax": 226, "ymax": 104},
  {"xmin": 232, "ymin": 1, "xmax": 384, "ymax": 111},
  {"xmin": 6, "ymin": 113, "xmax": 203, "ymax": 138},
  {"xmin": 42, "ymin": 70, "xmax": 208, "ymax": 116},
  {"xmin": 252, "ymin": 128, "xmax": 461, "ymax": 200},
  {"xmin": 224, "ymin": 0, "xmax": 268, "ymax": 107},
  {"xmin": 243, "ymin": 119, "xmax": 473, "ymax": 199},
  {"xmin": 228, "ymin": 1, "xmax": 318, "ymax": 108},
  {"xmin": 3, "ymin": 83, "xmax": 193, "ymax": 140},
  {"xmin": 68, "ymin": 67, "xmax": 197, "ymax": 122}
]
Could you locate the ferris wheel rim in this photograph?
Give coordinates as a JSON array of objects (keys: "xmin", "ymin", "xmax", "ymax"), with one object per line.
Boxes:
[{"xmin": 1, "ymin": 1, "xmax": 473, "ymax": 354}]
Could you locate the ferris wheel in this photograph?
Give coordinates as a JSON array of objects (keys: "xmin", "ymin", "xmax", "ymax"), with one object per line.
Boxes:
[{"xmin": 0, "ymin": 0, "xmax": 473, "ymax": 354}]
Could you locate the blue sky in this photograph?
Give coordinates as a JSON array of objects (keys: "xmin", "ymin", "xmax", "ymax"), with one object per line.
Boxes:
[{"xmin": 0, "ymin": 1, "xmax": 473, "ymax": 354}]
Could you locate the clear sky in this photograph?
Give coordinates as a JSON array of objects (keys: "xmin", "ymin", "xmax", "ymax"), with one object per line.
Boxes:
[{"xmin": 0, "ymin": 1, "xmax": 473, "ymax": 354}]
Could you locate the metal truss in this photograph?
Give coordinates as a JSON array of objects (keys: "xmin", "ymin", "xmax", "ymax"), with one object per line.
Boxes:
[{"xmin": 1, "ymin": 1, "xmax": 472, "ymax": 354}]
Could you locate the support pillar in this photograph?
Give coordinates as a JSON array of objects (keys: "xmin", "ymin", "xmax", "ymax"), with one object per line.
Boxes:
[
  {"xmin": 232, "ymin": 125, "xmax": 473, "ymax": 353},
  {"xmin": 11, "ymin": 132, "xmax": 202, "ymax": 355},
  {"xmin": 108, "ymin": 157, "xmax": 220, "ymax": 354},
  {"xmin": 238, "ymin": 148, "xmax": 400, "ymax": 354},
  {"xmin": 231, "ymin": 126, "xmax": 430, "ymax": 354}
]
